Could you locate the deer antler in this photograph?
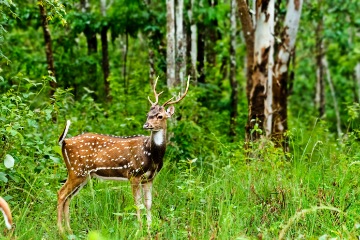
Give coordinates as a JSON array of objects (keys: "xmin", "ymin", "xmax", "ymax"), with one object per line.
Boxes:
[
  {"xmin": 162, "ymin": 76, "xmax": 190, "ymax": 106},
  {"xmin": 148, "ymin": 76, "xmax": 164, "ymax": 106}
]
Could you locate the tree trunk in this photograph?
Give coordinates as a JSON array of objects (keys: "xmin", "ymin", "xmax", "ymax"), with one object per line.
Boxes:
[
  {"xmin": 39, "ymin": 3, "xmax": 56, "ymax": 97},
  {"xmin": 246, "ymin": 0, "xmax": 275, "ymax": 141},
  {"xmin": 315, "ymin": 16, "xmax": 325, "ymax": 118},
  {"xmin": 176, "ymin": 0, "xmax": 186, "ymax": 87},
  {"xmin": 100, "ymin": 0, "xmax": 111, "ymax": 101},
  {"xmin": 188, "ymin": 0, "xmax": 197, "ymax": 82},
  {"xmin": 323, "ymin": 56, "xmax": 342, "ymax": 138},
  {"xmin": 123, "ymin": 32, "xmax": 128, "ymax": 94},
  {"xmin": 81, "ymin": 0, "xmax": 97, "ymax": 99},
  {"xmin": 166, "ymin": 0, "xmax": 176, "ymax": 88},
  {"xmin": 229, "ymin": 0, "xmax": 238, "ymax": 139},
  {"xmin": 355, "ymin": 63, "xmax": 360, "ymax": 103},
  {"xmin": 197, "ymin": 21, "xmax": 205, "ymax": 84},
  {"xmin": 206, "ymin": 0, "xmax": 218, "ymax": 67},
  {"xmin": 148, "ymin": 49, "xmax": 156, "ymax": 81},
  {"xmin": 237, "ymin": 0, "xmax": 254, "ymax": 101},
  {"xmin": 272, "ymin": 0, "xmax": 303, "ymax": 147}
]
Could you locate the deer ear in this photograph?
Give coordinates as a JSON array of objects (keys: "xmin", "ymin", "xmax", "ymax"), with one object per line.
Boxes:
[{"xmin": 166, "ymin": 105, "xmax": 175, "ymax": 117}]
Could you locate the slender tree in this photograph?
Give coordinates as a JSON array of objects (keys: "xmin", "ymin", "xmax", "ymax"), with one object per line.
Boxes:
[
  {"xmin": 39, "ymin": 2, "xmax": 57, "ymax": 97},
  {"xmin": 188, "ymin": 0, "xmax": 197, "ymax": 82},
  {"xmin": 176, "ymin": 0, "xmax": 186, "ymax": 86},
  {"xmin": 122, "ymin": 33, "xmax": 129, "ymax": 93},
  {"xmin": 315, "ymin": 15, "xmax": 325, "ymax": 118},
  {"xmin": 197, "ymin": 0, "xmax": 205, "ymax": 83},
  {"xmin": 229, "ymin": 0, "xmax": 238, "ymax": 138},
  {"xmin": 166, "ymin": 0, "xmax": 176, "ymax": 88},
  {"xmin": 81, "ymin": 0, "xmax": 98, "ymax": 90},
  {"xmin": 100, "ymin": 0, "xmax": 111, "ymax": 101},
  {"xmin": 323, "ymin": 56, "xmax": 342, "ymax": 138},
  {"xmin": 355, "ymin": 63, "xmax": 360, "ymax": 102}
]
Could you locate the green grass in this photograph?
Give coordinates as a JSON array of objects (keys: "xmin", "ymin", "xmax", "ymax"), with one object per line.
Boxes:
[
  {"xmin": 1, "ymin": 88, "xmax": 359, "ymax": 239},
  {"xmin": 1, "ymin": 125, "xmax": 360, "ymax": 240}
]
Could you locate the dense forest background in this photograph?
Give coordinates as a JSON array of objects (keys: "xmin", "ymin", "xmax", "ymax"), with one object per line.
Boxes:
[{"xmin": 0, "ymin": 0, "xmax": 360, "ymax": 239}]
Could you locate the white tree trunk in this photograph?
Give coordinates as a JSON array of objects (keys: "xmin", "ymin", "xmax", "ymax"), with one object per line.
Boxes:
[
  {"xmin": 176, "ymin": 0, "xmax": 186, "ymax": 87},
  {"xmin": 355, "ymin": 63, "xmax": 360, "ymax": 102},
  {"xmin": 275, "ymin": 0, "xmax": 303, "ymax": 75},
  {"xmin": 323, "ymin": 56, "xmax": 342, "ymax": 138},
  {"xmin": 100, "ymin": 0, "xmax": 106, "ymax": 16},
  {"xmin": 166, "ymin": 0, "xmax": 176, "ymax": 88},
  {"xmin": 188, "ymin": 0, "xmax": 197, "ymax": 81},
  {"xmin": 272, "ymin": 0, "xmax": 303, "ymax": 134},
  {"xmin": 254, "ymin": 0, "xmax": 275, "ymax": 137}
]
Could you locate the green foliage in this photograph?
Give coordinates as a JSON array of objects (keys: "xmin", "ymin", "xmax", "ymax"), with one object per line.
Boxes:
[{"xmin": 0, "ymin": 0, "xmax": 359, "ymax": 239}]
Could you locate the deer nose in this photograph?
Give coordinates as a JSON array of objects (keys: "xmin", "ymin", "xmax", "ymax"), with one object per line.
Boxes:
[{"xmin": 143, "ymin": 122, "xmax": 151, "ymax": 129}]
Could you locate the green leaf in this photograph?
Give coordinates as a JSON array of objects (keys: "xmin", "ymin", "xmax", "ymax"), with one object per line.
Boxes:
[
  {"xmin": 4, "ymin": 154, "xmax": 15, "ymax": 169},
  {"xmin": 0, "ymin": 172, "xmax": 8, "ymax": 183},
  {"xmin": 52, "ymin": 145, "xmax": 62, "ymax": 156}
]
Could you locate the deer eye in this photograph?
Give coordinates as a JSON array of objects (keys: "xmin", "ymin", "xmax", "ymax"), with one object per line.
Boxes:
[{"xmin": 157, "ymin": 115, "xmax": 163, "ymax": 119}]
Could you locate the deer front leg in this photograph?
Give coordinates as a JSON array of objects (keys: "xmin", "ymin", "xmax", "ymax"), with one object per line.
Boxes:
[
  {"xmin": 142, "ymin": 181, "xmax": 152, "ymax": 229},
  {"xmin": 131, "ymin": 179, "xmax": 142, "ymax": 227}
]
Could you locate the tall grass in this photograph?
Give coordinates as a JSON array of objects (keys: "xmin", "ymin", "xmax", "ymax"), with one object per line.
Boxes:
[
  {"xmin": 1, "ymin": 87, "xmax": 359, "ymax": 239},
  {"xmin": 3, "ymin": 123, "xmax": 359, "ymax": 239}
]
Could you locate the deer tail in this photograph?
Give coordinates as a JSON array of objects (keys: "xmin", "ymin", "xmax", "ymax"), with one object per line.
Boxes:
[
  {"xmin": 0, "ymin": 197, "xmax": 12, "ymax": 230},
  {"xmin": 58, "ymin": 120, "xmax": 71, "ymax": 146}
]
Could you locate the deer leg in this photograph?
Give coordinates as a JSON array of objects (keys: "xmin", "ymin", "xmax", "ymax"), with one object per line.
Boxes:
[
  {"xmin": 63, "ymin": 178, "xmax": 88, "ymax": 232},
  {"xmin": 142, "ymin": 181, "xmax": 152, "ymax": 229},
  {"xmin": 131, "ymin": 179, "xmax": 142, "ymax": 227},
  {"xmin": 57, "ymin": 176, "xmax": 87, "ymax": 233}
]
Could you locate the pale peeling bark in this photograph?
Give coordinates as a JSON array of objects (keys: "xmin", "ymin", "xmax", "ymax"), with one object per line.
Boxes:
[
  {"xmin": 251, "ymin": 0, "xmax": 275, "ymax": 138},
  {"xmin": 272, "ymin": 0, "xmax": 303, "ymax": 143},
  {"xmin": 355, "ymin": 63, "xmax": 360, "ymax": 102},
  {"xmin": 176, "ymin": 0, "xmax": 186, "ymax": 86},
  {"xmin": 188, "ymin": 0, "xmax": 197, "ymax": 81},
  {"xmin": 323, "ymin": 57, "xmax": 342, "ymax": 138},
  {"xmin": 166, "ymin": 0, "xmax": 176, "ymax": 88},
  {"xmin": 100, "ymin": 0, "xmax": 106, "ymax": 15}
]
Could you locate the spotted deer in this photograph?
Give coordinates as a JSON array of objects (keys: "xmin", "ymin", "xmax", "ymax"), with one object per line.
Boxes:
[{"xmin": 57, "ymin": 77, "xmax": 190, "ymax": 233}]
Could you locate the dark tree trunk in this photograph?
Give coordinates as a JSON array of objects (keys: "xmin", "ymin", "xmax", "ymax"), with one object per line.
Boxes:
[
  {"xmin": 206, "ymin": 0, "xmax": 218, "ymax": 67},
  {"xmin": 81, "ymin": 0, "xmax": 97, "ymax": 99},
  {"xmin": 237, "ymin": 0, "xmax": 254, "ymax": 102},
  {"xmin": 101, "ymin": 26, "xmax": 111, "ymax": 101},
  {"xmin": 197, "ymin": 21, "xmax": 205, "ymax": 83},
  {"xmin": 39, "ymin": 3, "xmax": 56, "ymax": 97},
  {"xmin": 229, "ymin": 0, "xmax": 238, "ymax": 139},
  {"xmin": 85, "ymin": 32, "xmax": 98, "ymax": 55}
]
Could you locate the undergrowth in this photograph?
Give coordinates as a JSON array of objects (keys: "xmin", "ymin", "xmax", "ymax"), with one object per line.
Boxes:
[{"xmin": 0, "ymin": 84, "xmax": 359, "ymax": 239}]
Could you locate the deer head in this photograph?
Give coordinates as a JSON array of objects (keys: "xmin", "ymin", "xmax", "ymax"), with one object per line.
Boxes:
[{"xmin": 143, "ymin": 76, "xmax": 189, "ymax": 132}]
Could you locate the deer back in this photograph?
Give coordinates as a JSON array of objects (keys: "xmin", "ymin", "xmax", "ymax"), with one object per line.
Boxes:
[{"xmin": 62, "ymin": 133, "xmax": 162, "ymax": 181}]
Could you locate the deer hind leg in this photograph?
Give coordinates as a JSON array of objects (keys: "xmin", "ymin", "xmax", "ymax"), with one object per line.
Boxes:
[
  {"xmin": 142, "ymin": 181, "xmax": 153, "ymax": 229},
  {"xmin": 57, "ymin": 176, "xmax": 88, "ymax": 233},
  {"xmin": 131, "ymin": 178, "xmax": 142, "ymax": 227}
]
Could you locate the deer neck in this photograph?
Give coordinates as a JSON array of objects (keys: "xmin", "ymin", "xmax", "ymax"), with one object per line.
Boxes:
[{"xmin": 148, "ymin": 129, "xmax": 167, "ymax": 163}]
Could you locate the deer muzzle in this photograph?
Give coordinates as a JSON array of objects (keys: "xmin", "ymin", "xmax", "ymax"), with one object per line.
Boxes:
[{"xmin": 143, "ymin": 122, "xmax": 153, "ymax": 129}]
